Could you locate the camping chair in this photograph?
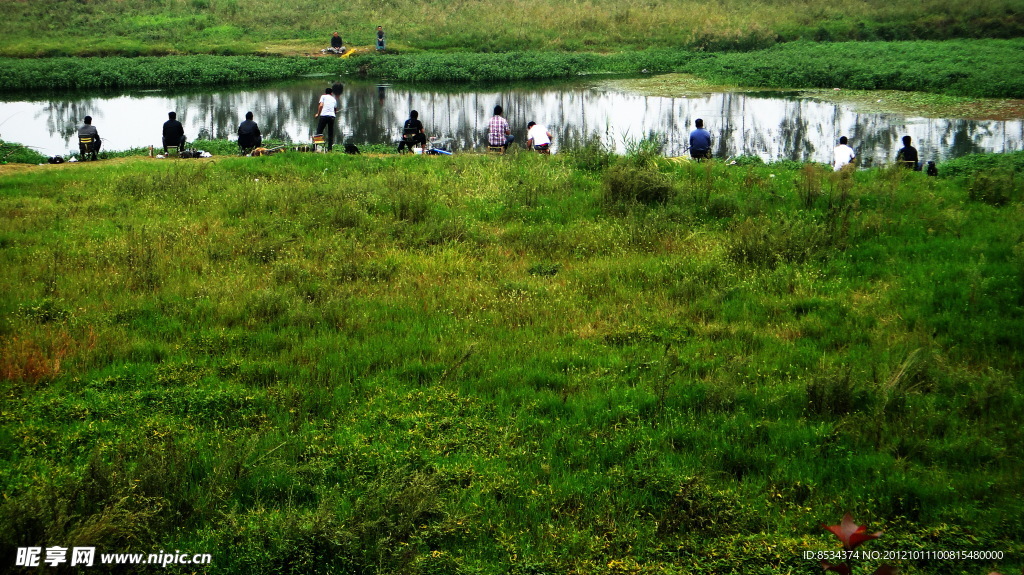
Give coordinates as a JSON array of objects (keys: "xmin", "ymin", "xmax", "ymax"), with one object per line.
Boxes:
[
  {"xmin": 312, "ymin": 134, "xmax": 327, "ymax": 153},
  {"xmin": 78, "ymin": 136, "xmax": 97, "ymax": 161},
  {"xmin": 398, "ymin": 128, "xmax": 427, "ymax": 153}
]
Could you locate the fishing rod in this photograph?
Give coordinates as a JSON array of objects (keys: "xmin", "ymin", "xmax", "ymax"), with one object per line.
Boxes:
[{"xmin": 0, "ymin": 110, "xmax": 25, "ymax": 130}]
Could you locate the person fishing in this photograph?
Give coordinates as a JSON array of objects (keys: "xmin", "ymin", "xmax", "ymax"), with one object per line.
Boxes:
[
  {"xmin": 896, "ymin": 135, "xmax": 920, "ymax": 170},
  {"xmin": 689, "ymin": 118, "xmax": 712, "ymax": 161},
  {"xmin": 77, "ymin": 115, "xmax": 101, "ymax": 160}
]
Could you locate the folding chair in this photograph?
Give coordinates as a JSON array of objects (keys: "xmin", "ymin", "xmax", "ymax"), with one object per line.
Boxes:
[
  {"xmin": 78, "ymin": 136, "xmax": 97, "ymax": 161},
  {"xmin": 312, "ymin": 134, "xmax": 327, "ymax": 153}
]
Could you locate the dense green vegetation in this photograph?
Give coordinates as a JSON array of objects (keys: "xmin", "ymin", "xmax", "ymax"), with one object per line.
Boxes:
[
  {"xmin": 1, "ymin": 149, "xmax": 1022, "ymax": 573},
  {"xmin": 2, "ymin": 0, "xmax": 1023, "ymax": 56},
  {"xmin": 0, "ymin": 140, "xmax": 49, "ymax": 165},
  {"xmin": 3, "ymin": 39, "xmax": 1024, "ymax": 98}
]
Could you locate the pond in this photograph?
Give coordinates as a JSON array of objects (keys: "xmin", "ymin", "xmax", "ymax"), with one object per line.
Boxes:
[{"xmin": 2, "ymin": 77, "xmax": 1022, "ymax": 166}]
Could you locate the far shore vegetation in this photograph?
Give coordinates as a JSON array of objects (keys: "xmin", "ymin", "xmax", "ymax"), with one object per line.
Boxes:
[{"xmin": 2, "ymin": 40, "xmax": 1024, "ymax": 100}]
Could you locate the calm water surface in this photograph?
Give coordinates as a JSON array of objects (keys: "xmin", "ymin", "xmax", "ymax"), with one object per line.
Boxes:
[{"xmin": 2, "ymin": 77, "xmax": 1022, "ymax": 165}]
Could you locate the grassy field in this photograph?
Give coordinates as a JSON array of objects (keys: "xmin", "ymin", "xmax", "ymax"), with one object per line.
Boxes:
[
  {"xmin": 1, "ymin": 147, "xmax": 1022, "ymax": 573},
  {"xmin": 2, "ymin": 0, "xmax": 1023, "ymax": 56}
]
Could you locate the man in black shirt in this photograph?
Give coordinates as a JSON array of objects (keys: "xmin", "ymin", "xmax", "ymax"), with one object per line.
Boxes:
[
  {"xmin": 162, "ymin": 111, "xmax": 186, "ymax": 154},
  {"xmin": 896, "ymin": 135, "xmax": 920, "ymax": 170},
  {"xmin": 237, "ymin": 111, "xmax": 263, "ymax": 151},
  {"xmin": 396, "ymin": 110, "xmax": 427, "ymax": 153}
]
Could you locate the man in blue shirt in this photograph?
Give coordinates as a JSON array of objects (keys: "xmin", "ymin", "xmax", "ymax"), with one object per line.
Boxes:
[{"xmin": 689, "ymin": 118, "xmax": 712, "ymax": 161}]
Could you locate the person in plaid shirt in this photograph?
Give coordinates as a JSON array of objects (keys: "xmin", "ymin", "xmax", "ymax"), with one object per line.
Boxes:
[{"xmin": 487, "ymin": 105, "xmax": 514, "ymax": 150}]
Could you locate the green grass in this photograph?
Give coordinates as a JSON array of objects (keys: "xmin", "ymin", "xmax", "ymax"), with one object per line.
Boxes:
[
  {"xmin": 1, "ymin": 149, "xmax": 1022, "ymax": 573},
  {"xmin": 682, "ymin": 39, "xmax": 1024, "ymax": 98},
  {"xmin": 2, "ymin": 0, "xmax": 1023, "ymax": 56}
]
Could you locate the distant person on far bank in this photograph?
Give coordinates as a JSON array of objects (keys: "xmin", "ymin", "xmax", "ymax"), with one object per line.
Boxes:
[
  {"xmin": 833, "ymin": 136, "xmax": 856, "ymax": 172},
  {"xmin": 896, "ymin": 135, "xmax": 920, "ymax": 170},
  {"xmin": 487, "ymin": 105, "xmax": 514, "ymax": 151},
  {"xmin": 526, "ymin": 121, "xmax": 552, "ymax": 154},
  {"xmin": 327, "ymin": 32, "xmax": 344, "ymax": 54},
  {"xmin": 237, "ymin": 111, "xmax": 263, "ymax": 152},
  {"xmin": 77, "ymin": 115, "xmax": 101, "ymax": 160},
  {"xmin": 162, "ymin": 111, "xmax": 186, "ymax": 154},
  {"xmin": 376, "ymin": 26, "xmax": 385, "ymax": 50},
  {"xmin": 315, "ymin": 87, "xmax": 338, "ymax": 151},
  {"xmin": 689, "ymin": 118, "xmax": 712, "ymax": 161}
]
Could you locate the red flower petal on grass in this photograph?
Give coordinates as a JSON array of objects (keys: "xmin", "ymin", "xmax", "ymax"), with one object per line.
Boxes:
[{"xmin": 821, "ymin": 513, "xmax": 883, "ymax": 550}]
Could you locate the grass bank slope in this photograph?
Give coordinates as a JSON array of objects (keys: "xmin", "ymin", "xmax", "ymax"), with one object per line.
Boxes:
[
  {"xmin": 2, "ymin": 0, "xmax": 1023, "ymax": 56},
  {"xmin": 1, "ymin": 150, "xmax": 1022, "ymax": 573}
]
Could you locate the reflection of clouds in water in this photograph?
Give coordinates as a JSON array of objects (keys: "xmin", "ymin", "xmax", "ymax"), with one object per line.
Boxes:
[{"xmin": 2, "ymin": 80, "xmax": 1022, "ymax": 163}]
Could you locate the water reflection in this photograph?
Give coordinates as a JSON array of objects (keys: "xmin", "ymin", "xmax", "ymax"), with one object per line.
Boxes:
[{"xmin": 2, "ymin": 78, "xmax": 1021, "ymax": 165}]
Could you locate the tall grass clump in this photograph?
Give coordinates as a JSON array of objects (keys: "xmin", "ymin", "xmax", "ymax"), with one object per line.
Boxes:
[
  {"xmin": 603, "ymin": 164, "xmax": 675, "ymax": 206},
  {"xmin": 967, "ymin": 170, "xmax": 1021, "ymax": 206}
]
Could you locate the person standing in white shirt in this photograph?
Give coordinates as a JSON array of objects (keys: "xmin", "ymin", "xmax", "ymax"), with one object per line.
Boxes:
[
  {"xmin": 526, "ymin": 121, "xmax": 552, "ymax": 154},
  {"xmin": 315, "ymin": 87, "xmax": 338, "ymax": 151},
  {"xmin": 833, "ymin": 136, "xmax": 856, "ymax": 172}
]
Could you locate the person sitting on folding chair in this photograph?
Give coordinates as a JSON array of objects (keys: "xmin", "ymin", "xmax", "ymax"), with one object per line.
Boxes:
[
  {"xmin": 162, "ymin": 111, "xmax": 187, "ymax": 154},
  {"xmin": 396, "ymin": 110, "xmax": 427, "ymax": 153},
  {"xmin": 77, "ymin": 115, "xmax": 101, "ymax": 161}
]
